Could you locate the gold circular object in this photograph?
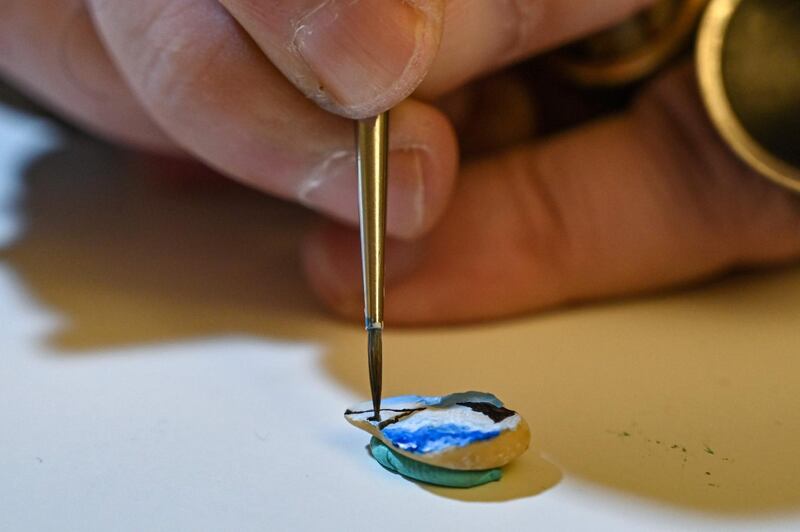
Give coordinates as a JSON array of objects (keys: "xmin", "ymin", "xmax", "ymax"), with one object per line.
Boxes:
[
  {"xmin": 696, "ymin": 0, "xmax": 800, "ymax": 191},
  {"xmin": 555, "ymin": 0, "xmax": 710, "ymax": 86}
]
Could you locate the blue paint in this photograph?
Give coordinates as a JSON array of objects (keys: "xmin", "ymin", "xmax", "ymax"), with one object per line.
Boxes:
[{"xmin": 383, "ymin": 424, "xmax": 501, "ymax": 454}]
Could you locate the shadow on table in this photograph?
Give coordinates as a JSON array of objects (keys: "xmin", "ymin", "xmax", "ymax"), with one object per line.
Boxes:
[
  {"xmin": 419, "ymin": 451, "xmax": 563, "ymax": 503},
  {"xmin": 4, "ymin": 128, "xmax": 800, "ymax": 513},
  {"xmin": 1, "ymin": 133, "xmax": 325, "ymax": 348}
]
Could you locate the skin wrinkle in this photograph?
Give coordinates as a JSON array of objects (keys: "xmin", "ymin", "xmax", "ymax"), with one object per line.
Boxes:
[
  {"xmin": 407, "ymin": 144, "xmax": 426, "ymax": 232},
  {"xmin": 138, "ymin": 33, "xmax": 214, "ymax": 116},
  {"xmin": 139, "ymin": 3, "xmax": 212, "ymax": 103},
  {"xmin": 504, "ymin": 0, "xmax": 544, "ymax": 63},
  {"xmin": 133, "ymin": 4, "xmax": 203, "ymax": 105},
  {"xmin": 0, "ymin": 2, "xmax": 20, "ymax": 65},
  {"xmin": 612, "ymin": 113, "xmax": 723, "ymax": 283},
  {"xmin": 641, "ymin": 81, "xmax": 727, "ymax": 239},
  {"xmin": 635, "ymin": 96, "xmax": 710, "ymax": 231},
  {"xmin": 502, "ymin": 147, "xmax": 573, "ymax": 302},
  {"xmin": 290, "ymin": 0, "xmax": 353, "ymax": 106},
  {"xmin": 615, "ymin": 118, "xmax": 692, "ymax": 274},
  {"xmin": 297, "ymin": 149, "xmax": 352, "ymax": 204},
  {"xmin": 386, "ymin": 144, "xmax": 430, "ymax": 234},
  {"xmin": 133, "ymin": 4, "xmax": 246, "ymax": 118},
  {"xmin": 290, "ymin": 0, "xmax": 442, "ymax": 117},
  {"xmin": 637, "ymin": 73, "xmax": 776, "ymax": 264},
  {"xmin": 59, "ymin": 3, "xmax": 115, "ymax": 100},
  {"xmin": 635, "ymin": 72, "xmax": 800, "ymax": 269}
]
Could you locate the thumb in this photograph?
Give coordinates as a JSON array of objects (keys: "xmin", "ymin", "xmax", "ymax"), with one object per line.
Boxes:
[{"xmin": 219, "ymin": 0, "xmax": 445, "ymax": 119}]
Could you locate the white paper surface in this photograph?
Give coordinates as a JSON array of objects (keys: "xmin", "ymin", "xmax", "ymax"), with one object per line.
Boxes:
[{"xmin": 1, "ymin": 102, "xmax": 800, "ymax": 532}]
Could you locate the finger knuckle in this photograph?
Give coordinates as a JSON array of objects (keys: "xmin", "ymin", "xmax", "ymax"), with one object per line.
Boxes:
[
  {"xmin": 134, "ymin": 4, "xmax": 230, "ymax": 116},
  {"xmin": 504, "ymin": 0, "xmax": 544, "ymax": 60},
  {"xmin": 499, "ymin": 149, "xmax": 575, "ymax": 282}
]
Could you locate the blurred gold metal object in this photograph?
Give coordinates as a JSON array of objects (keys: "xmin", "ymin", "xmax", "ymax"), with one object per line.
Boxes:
[
  {"xmin": 356, "ymin": 112, "xmax": 388, "ymax": 421},
  {"xmin": 696, "ymin": 0, "xmax": 800, "ymax": 191},
  {"xmin": 559, "ymin": 0, "xmax": 800, "ymax": 190},
  {"xmin": 555, "ymin": 0, "xmax": 709, "ymax": 86}
]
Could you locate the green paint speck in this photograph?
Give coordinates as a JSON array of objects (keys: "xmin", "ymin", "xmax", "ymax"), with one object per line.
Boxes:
[{"xmin": 704, "ymin": 445, "xmax": 715, "ymax": 455}]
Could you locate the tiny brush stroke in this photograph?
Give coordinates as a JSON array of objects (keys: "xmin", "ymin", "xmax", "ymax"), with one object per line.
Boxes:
[{"xmin": 457, "ymin": 402, "xmax": 516, "ymax": 423}]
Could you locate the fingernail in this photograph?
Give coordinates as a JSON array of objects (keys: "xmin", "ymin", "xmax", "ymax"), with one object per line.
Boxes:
[
  {"xmin": 294, "ymin": 0, "xmax": 424, "ymax": 111},
  {"xmin": 299, "ymin": 147, "xmax": 429, "ymax": 238}
]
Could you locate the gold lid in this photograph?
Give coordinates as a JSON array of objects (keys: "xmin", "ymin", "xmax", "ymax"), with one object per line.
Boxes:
[{"xmin": 696, "ymin": 0, "xmax": 800, "ymax": 191}]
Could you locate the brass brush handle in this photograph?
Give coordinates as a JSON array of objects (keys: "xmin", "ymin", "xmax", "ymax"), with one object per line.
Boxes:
[{"xmin": 356, "ymin": 112, "xmax": 388, "ymax": 420}]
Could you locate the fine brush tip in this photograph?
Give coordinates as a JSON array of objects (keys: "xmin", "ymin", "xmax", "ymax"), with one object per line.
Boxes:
[{"xmin": 367, "ymin": 328, "xmax": 383, "ymax": 422}]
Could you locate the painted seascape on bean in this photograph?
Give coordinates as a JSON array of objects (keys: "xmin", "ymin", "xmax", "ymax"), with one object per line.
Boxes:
[{"xmin": 345, "ymin": 391, "xmax": 523, "ymax": 455}]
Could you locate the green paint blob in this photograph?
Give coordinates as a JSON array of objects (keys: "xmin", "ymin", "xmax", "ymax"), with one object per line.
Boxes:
[{"xmin": 369, "ymin": 437, "xmax": 502, "ymax": 488}]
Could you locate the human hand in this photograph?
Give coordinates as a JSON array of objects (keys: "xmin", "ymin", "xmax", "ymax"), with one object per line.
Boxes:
[
  {"xmin": 1, "ymin": 0, "xmax": 658, "ymax": 240},
  {"xmin": 4, "ymin": 1, "xmax": 798, "ymax": 325}
]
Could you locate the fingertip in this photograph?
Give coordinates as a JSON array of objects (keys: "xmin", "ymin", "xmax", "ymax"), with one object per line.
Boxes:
[
  {"xmin": 293, "ymin": 99, "xmax": 457, "ymax": 241},
  {"xmin": 388, "ymin": 100, "xmax": 459, "ymax": 239},
  {"xmin": 302, "ymin": 219, "xmax": 432, "ymax": 322},
  {"xmin": 302, "ymin": 222, "xmax": 364, "ymax": 320},
  {"xmin": 223, "ymin": 0, "xmax": 445, "ymax": 119},
  {"xmin": 301, "ymin": 0, "xmax": 446, "ymax": 119}
]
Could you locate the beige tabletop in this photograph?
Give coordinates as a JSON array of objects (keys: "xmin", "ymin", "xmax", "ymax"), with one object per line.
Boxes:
[{"xmin": 2, "ymin": 96, "xmax": 799, "ymax": 530}]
